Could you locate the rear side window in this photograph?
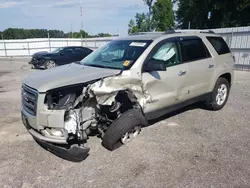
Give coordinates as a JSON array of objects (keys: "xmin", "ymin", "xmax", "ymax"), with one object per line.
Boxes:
[
  {"xmin": 206, "ymin": 37, "xmax": 230, "ymax": 55},
  {"xmin": 75, "ymin": 47, "xmax": 84, "ymax": 52},
  {"xmin": 182, "ymin": 39, "xmax": 211, "ymax": 62}
]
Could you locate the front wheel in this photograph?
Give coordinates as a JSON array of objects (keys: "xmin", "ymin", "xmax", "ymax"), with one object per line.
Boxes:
[
  {"xmin": 31, "ymin": 64, "xmax": 38, "ymax": 69},
  {"xmin": 45, "ymin": 60, "xmax": 57, "ymax": 69},
  {"xmin": 102, "ymin": 108, "xmax": 147, "ymax": 151},
  {"xmin": 205, "ymin": 77, "xmax": 230, "ymax": 111}
]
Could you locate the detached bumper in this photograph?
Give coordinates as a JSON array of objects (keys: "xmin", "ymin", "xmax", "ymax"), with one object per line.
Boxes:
[
  {"xmin": 21, "ymin": 112, "xmax": 90, "ymax": 161},
  {"xmin": 34, "ymin": 137, "xmax": 90, "ymax": 162}
]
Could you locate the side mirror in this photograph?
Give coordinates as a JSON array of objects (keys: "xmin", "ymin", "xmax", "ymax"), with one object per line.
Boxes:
[
  {"xmin": 59, "ymin": 51, "xmax": 64, "ymax": 56},
  {"xmin": 144, "ymin": 59, "xmax": 166, "ymax": 72}
]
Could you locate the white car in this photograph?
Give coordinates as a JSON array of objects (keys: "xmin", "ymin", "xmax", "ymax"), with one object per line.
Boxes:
[{"xmin": 21, "ymin": 30, "xmax": 234, "ymax": 160}]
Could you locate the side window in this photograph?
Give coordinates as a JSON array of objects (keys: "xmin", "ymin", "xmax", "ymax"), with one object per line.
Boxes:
[
  {"xmin": 64, "ymin": 48, "xmax": 73, "ymax": 53},
  {"xmin": 182, "ymin": 39, "xmax": 211, "ymax": 62},
  {"xmin": 206, "ymin": 37, "xmax": 230, "ymax": 55},
  {"xmin": 152, "ymin": 42, "xmax": 181, "ymax": 67},
  {"xmin": 74, "ymin": 48, "xmax": 84, "ymax": 54}
]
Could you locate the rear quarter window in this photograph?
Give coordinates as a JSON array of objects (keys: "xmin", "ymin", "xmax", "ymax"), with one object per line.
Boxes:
[
  {"xmin": 206, "ymin": 37, "xmax": 231, "ymax": 55},
  {"xmin": 181, "ymin": 39, "xmax": 211, "ymax": 62}
]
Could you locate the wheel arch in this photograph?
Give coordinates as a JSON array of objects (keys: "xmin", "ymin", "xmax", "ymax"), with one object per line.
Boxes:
[{"xmin": 218, "ymin": 72, "xmax": 232, "ymax": 86}]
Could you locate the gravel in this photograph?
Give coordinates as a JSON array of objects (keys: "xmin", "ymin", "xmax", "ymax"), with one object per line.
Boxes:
[{"xmin": 0, "ymin": 59, "xmax": 250, "ymax": 188}]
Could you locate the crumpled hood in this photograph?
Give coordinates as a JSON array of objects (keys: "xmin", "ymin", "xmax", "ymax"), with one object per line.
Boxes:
[{"xmin": 23, "ymin": 63, "xmax": 121, "ymax": 92}]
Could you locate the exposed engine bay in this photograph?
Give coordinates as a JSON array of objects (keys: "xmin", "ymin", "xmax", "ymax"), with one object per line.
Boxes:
[{"xmin": 43, "ymin": 76, "xmax": 146, "ymax": 150}]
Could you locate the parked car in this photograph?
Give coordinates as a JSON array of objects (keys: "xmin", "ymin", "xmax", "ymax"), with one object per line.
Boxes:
[
  {"xmin": 21, "ymin": 30, "xmax": 234, "ymax": 160},
  {"xmin": 28, "ymin": 46, "xmax": 93, "ymax": 69}
]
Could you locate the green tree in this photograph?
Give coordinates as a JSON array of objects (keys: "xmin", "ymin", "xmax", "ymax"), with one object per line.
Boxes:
[
  {"xmin": 176, "ymin": 0, "xmax": 250, "ymax": 29},
  {"xmin": 152, "ymin": 0, "xmax": 175, "ymax": 31},
  {"xmin": 128, "ymin": 13, "xmax": 152, "ymax": 34},
  {"xmin": 128, "ymin": 19, "xmax": 139, "ymax": 34},
  {"xmin": 0, "ymin": 28, "xmax": 113, "ymax": 39},
  {"xmin": 128, "ymin": 0, "xmax": 175, "ymax": 34}
]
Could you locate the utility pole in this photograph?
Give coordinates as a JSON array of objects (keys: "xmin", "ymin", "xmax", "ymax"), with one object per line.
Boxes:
[
  {"xmin": 80, "ymin": 0, "xmax": 86, "ymax": 46},
  {"xmin": 188, "ymin": 22, "xmax": 191, "ymax": 29},
  {"xmin": 71, "ymin": 21, "xmax": 73, "ymax": 38}
]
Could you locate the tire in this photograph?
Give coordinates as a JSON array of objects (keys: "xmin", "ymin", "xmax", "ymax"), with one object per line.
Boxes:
[
  {"xmin": 31, "ymin": 64, "xmax": 38, "ymax": 69},
  {"xmin": 45, "ymin": 60, "xmax": 56, "ymax": 69},
  {"xmin": 102, "ymin": 108, "xmax": 147, "ymax": 151},
  {"xmin": 205, "ymin": 77, "xmax": 230, "ymax": 111}
]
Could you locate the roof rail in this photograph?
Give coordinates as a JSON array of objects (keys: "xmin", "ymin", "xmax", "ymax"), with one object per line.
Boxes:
[
  {"xmin": 128, "ymin": 29, "xmax": 216, "ymax": 36},
  {"xmin": 129, "ymin": 31, "xmax": 164, "ymax": 36},
  {"xmin": 164, "ymin": 29, "xmax": 215, "ymax": 34}
]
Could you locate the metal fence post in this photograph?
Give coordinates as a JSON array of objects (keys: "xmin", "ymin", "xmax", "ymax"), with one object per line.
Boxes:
[
  {"xmin": 81, "ymin": 34, "xmax": 83, "ymax": 46},
  {"xmin": 3, "ymin": 40, "xmax": 7, "ymax": 57},
  {"xmin": 48, "ymin": 32, "xmax": 51, "ymax": 52},
  {"xmin": 27, "ymin": 40, "xmax": 30, "ymax": 56},
  {"xmin": 2, "ymin": 34, "xmax": 7, "ymax": 57}
]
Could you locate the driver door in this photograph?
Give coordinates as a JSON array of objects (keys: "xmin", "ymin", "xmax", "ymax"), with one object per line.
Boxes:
[{"xmin": 142, "ymin": 38, "xmax": 190, "ymax": 118}]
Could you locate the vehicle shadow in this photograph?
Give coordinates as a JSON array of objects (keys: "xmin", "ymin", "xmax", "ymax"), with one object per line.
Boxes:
[
  {"xmin": 34, "ymin": 102, "xmax": 208, "ymax": 162},
  {"xmin": 146, "ymin": 102, "xmax": 207, "ymax": 126}
]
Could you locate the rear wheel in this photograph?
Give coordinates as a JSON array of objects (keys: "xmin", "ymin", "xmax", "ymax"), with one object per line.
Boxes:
[
  {"xmin": 45, "ymin": 60, "xmax": 56, "ymax": 69},
  {"xmin": 102, "ymin": 108, "xmax": 147, "ymax": 151},
  {"xmin": 205, "ymin": 77, "xmax": 230, "ymax": 110}
]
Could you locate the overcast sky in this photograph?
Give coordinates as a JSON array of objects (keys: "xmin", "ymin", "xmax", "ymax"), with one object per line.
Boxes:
[{"xmin": 0, "ymin": 0, "xmax": 151, "ymax": 36}]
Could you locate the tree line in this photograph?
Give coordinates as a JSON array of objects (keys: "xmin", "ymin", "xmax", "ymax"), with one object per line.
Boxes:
[
  {"xmin": 0, "ymin": 28, "xmax": 113, "ymax": 39},
  {"xmin": 128, "ymin": 0, "xmax": 250, "ymax": 34}
]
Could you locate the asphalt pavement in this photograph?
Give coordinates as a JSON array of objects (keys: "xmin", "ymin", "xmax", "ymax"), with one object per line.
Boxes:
[{"xmin": 0, "ymin": 58, "xmax": 250, "ymax": 188}]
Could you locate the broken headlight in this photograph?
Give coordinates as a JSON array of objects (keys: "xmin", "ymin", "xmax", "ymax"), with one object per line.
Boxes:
[{"xmin": 45, "ymin": 86, "xmax": 83, "ymax": 110}]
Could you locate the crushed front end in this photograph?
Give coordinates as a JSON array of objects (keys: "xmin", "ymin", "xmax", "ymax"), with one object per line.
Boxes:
[{"xmin": 21, "ymin": 83, "xmax": 95, "ymax": 161}]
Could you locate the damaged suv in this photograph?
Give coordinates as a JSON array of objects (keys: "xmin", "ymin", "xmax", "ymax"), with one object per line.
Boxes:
[{"xmin": 21, "ymin": 30, "xmax": 234, "ymax": 160}]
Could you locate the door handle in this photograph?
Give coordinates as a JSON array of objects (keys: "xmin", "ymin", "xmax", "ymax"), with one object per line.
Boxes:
[
  {"xmin": 178, "ymin": 71, "xmax": 187, "ymax": 76},
  {"xmin": 208, "ymin": 64, "xmax": 214, "ymax": 68}
]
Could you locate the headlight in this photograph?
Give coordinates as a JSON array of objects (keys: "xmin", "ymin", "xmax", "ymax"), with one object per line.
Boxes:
[
  {"xmin": 46, "ymin": 92, "xmax": 76, "ymax": 110},
  {"xmin": 45, "ymin": 87, "xmax": 83, "ymax": 110}
]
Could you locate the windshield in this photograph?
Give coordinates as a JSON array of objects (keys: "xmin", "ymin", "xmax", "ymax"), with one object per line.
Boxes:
[
  {"xmin": 51, "ymin": 47, "xmax": 64, "ymax": 53},
  {"xmin": 81, "ymin": 40, "xmax": 152, "ymax": 70}
]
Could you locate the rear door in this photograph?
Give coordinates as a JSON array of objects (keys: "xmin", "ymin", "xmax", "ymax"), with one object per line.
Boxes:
[
  {"xmin": 63, "ymin": 47, "xmax": 75, "ymax": 64},
  {"xmin": 206, "ymin": 36, "xmax": 234, "ymax": 90},
  {"xmin": 142, "ymin": 37, "xmax": 190, "ymax": 115},
  {"xmin": 180, "ymin": 36, "xmax": 215, "ymax": 98},
  {"xmin": 73, "ymin": 47, "xmax": 83, "ymax": 61}
]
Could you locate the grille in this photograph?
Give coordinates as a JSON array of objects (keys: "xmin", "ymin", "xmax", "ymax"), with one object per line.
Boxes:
[{"xmin": 22, "ymin": 84, "xmax": 38, "ymax": 116}]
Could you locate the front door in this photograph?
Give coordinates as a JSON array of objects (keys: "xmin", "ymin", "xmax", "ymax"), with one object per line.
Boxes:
[{"xmin": 141, "ymin": 38, "xmax": 190, "ymax": 117}]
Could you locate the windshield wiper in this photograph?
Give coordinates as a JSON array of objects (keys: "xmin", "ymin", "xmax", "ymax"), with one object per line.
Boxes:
[{"xmin": 84, "ymin": 64, "xmax": 109, "ymax": 69}]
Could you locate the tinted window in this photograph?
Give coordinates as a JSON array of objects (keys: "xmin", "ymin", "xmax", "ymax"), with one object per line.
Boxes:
[
  {"xmin": 182, "ymin": 39, "xmax": 211, "ymax": 62},
  {"xmin": 75, "ymin": 47, "xmax": 84, "ymax": 52},
  {"xmin": 64, "ymin": 48, "xmax": 73, "ymax": 53},
  {"xmin": 152, "ymin": 42, "xmax": 181, "ymax": 67},
  {"xmin": 206, "ymin": 37, "xmax": 230, "ymax": 55}
]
